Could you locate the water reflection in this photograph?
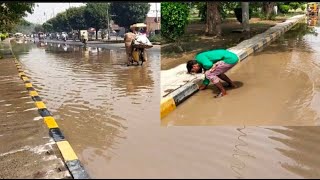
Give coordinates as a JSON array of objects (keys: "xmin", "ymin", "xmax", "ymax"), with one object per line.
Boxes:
[
  {"xmin": 307, "ymin": 16, "xmax": 318, "ymax": 27},
  {"xmin": 267, "ymin": 126, "xmax": 320, "ymax": 178}
]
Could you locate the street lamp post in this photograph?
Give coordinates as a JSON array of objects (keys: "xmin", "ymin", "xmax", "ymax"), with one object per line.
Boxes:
[{"xmin": 107, "ymin": 10, "xmax": 110, "ymax": 40}]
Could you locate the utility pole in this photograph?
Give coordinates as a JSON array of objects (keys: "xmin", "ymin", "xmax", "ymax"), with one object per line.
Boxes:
[
  {"xmin": 107, "ymin": 8, "xmax": 110, "ymax": 40},
  {"xmin": 155, "ymin": 3, "xmax": 159, "ymax": 30}
]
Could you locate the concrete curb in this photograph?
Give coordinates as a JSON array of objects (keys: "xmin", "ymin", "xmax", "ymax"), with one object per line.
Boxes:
[
  {"xmin": 160, "ymin": 14, "xmax": 306, "ymax": 119},
  {"xmin": 9, "ymin": 39, "xmax": 90, "ymax": 179}
]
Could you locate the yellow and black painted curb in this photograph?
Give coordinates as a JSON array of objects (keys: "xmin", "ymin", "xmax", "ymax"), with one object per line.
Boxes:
[
  {"xmin": 10, "ymin": 45, "xmax": 90, "ymax": 179},
  {"xmin": 161, "ymin": 82, "xmax": 199, "ymax": 119},
  {"xmin": 160, "ymin": 15, "xmax": 306, "ymax": 119}
]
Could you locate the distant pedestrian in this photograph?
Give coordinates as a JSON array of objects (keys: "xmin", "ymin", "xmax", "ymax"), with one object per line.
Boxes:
[{"xmin": 186, "ymin": 49, "xmax": 239, "ymax": 98}]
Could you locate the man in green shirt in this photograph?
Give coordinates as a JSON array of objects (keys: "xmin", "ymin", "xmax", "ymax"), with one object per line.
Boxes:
[{"xmin": 186, "ymin": 49, "xmax": 239, "ymax": 98}]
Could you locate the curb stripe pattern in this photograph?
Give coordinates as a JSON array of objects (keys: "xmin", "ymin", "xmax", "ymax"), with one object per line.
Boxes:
[
  {"xmin": 11, "ymin": 49, "xmax": 90, "ymax": 179},
  {"xmin": 160, "ymin": 15, "xmax": 306, "ymax": 119}
]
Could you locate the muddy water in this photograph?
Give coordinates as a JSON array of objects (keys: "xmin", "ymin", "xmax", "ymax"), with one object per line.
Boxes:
[
  {"xmin": 11, "ymin": 41, "xmax": 160, "ymax": 177},
  {"xmin": 163, "ymin": 21, "xmax": 320, "ymax": 126},
  {"xmin": 9, "ymin": 22, "xmax": 320, "ymax": 178}
]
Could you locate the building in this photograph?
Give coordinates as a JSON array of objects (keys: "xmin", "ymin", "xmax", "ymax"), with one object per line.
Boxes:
[
  {"xmin": 145, "ymin": 16, "xmax": 160, "ymax": 32},
  {"xmin": 145, "ymin": 3, "xmax": 161, "ymax": 32}
]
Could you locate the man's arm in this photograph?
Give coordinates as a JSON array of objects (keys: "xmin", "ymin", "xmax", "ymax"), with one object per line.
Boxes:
[
  {"xmin": 196, "ymin": 54, "xmax": 212, "ymax": 90},
  {"xmin": 199, "ymin": 77, "xmax": 209, "ymax": 90}
]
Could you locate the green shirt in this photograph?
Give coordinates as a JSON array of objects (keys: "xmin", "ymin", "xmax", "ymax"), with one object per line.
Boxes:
[{"xmin": 195, "ymin": 49, "xmax": 239, "ymax": 86}]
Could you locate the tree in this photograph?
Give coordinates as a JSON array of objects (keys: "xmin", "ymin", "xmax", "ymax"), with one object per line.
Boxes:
[
  {"xmin": 42, "ymin": 22, "xmax": 53, "ymax": 33},
  {"xmin": 34, "ymin": 24, "xmax": 44, "ymax": 33},
  {"xmin": 110, "ymin": 2, "xmax": 150, "ymax": 30},
  {"xmin": 196, "ymin": 2, "xmax": 239, "ymax": 23},
  {"xmin": 66, "ymin": 6, "xmax": 87, "ymax": 32},
  {"xmin": 161, "ymin": 2, "xmax": 190, "ymax": 51},
  {"xmin": 241, "ymin": 2, "xmax": 250, "ymax": 32},
  {"xmin": 56, "ymin": 12, "xmax": 71, "ymax": 32},
  {"xmin": 289, "ymin": 2, "xmax": 300, "ymax": 11},
  {"xmin": 84, "ymin": 3, "xmax": 109, "ymax": 40},
  {"xmin": 46, "ymin": 11, "xmax": 70, "ymax": 32},
  {"xmin": 262, "ymin": 2, "xmax": 276, "ymax": 20},
  {"xmin": 0, "ymin": 3, "xmax": 35, "ymax": 32},
  {"xmin": 13, "ymin": 19, "xmax": 35, "ymax": 34},
  {"xmin": 206, "ymin": 2, "xmax": 221, "ymax": 37}
]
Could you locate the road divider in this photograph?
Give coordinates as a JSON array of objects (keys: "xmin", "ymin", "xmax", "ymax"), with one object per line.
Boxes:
[
  {"xmin": 10, "ymin": 43, "xmax": 90, "ymax": 179},
  {"xmin": 160, "ymin": 14, "xmax": 306, "ymax": 119}
]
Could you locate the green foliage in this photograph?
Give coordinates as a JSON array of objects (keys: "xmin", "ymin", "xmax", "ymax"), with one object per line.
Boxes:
[
  {"xmin": 195, "ymin": 2, "xmax": 206, "ymax": 21},
  {"xmin": 34, "ymin": 24, "xmax": 44, "ymax": 33},
  {"xmin": 110, "ymin": 3, "xmax": 150, "ymax": 30},
  {"xmin": 161, "ymin": 2, "xmax": 190, "ymax": 42},
  {"xmin": 258, "ymin": 13, "xmax": 276, "ymax": 20},
  {"xmin": 66, "ymin": 6, "xmax": 87, "ymax": 31},
  {"xmin": 84, "ymin": 3, "xmax": 109, "ymax": 31},
  {"xmin": 18, "ymin": 19, "xmax": 31, "ymax": 26},
  {"xmin": 279, "ymin": 5, "xmax": 290, "ymax": 14},
  {"xmin": 12, "ymin": 19, "xmax": 35, "ymax": 34},
  {"xmin": 234, "ymin": 7, "xmax": 252, "ymax": 23},
  {"xmin": 0, "ymin": 3, "xmax": 35, "ymax": 32},
  {"xmin": 196, "ymin": 2, "xmax": 239, "ymax": 22},
  {"xmin": 42, "ymin": 22, "xmax": 53, "ymax": 33},
  {"xmin": 55, "ymin": 12, "xmax": 71, "ymax": 32},
  {"xmin": 0, "ymin": 33, "xmax": 6, "ymax": 40},
  {"xmin": 249, "ymin": 2, "xmax": 263, "ymax": 14},
  {"xmin": 219, "ymin": 2, "xmax": 239, "ymax": 19},
  {"xmin": 277, "ymin": 2, "xmax": 306, "ymax": 12},
  {"xmin": 46, "ymin": 11, "xmax": 71, "ymax": 32},
  {"xmin": 300, "ymin": 4, "xmax": 306, "ymax": 11},
  {"xmin": 289, "ymin": 2, "xmax": 300, "ymax": 10}
]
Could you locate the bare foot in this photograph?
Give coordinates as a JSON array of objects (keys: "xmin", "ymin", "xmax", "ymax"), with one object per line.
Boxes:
[{"xmin": 214, "ymin": 92, "xmax": 226, "ymax": 98}]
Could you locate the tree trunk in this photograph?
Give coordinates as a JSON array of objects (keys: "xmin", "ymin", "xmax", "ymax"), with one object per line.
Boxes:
[
  {"xmin": 176, "ymin": 39, "xmax": 183, "ymax": 52},
  {"xmin": 262, "ymin": 2, "xmax": 275, "ymax": 20},
  {"xmin": 206, "ymin": 2, "xmax": 221, "ymax": 37},
  {"xmin": 96, "ymin": 29, "xmax": 98, "ymax": 40},
  {"xmin": 241, "ymin": 2, "xmax": 250, "ymax": 32}
]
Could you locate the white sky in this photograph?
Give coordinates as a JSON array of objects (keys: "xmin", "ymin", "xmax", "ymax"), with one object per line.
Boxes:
[{"xmin": 25, "ymin": 2, "xmax": 160, "ymax": 24}]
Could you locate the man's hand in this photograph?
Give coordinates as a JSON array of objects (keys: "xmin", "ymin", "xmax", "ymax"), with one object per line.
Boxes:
[{"xmin": 199, "ymin": 84, "xmax": 207, "ymax": 90}]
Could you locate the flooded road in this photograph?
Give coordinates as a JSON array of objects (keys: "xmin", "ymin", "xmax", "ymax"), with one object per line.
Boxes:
[
  {"xmin": 9, "ymin": 21, "xmax": 320, "ymax": 178},
  {"xmin": 163, "ymin": 20, "xmax": 320, "ymax": 126},
  {"xmin": 11, "ymin": 41, "xmax": 160, "ymax": 178}
]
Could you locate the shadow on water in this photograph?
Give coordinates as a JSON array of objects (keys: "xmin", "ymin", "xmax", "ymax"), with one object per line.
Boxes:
[
  {"xmin": 267, "ymin": 126, "xmax": 320, "ymax": 178},
  {"xmin": 206, "ymin": 81, "xmax": 244, "ymax": 95}
]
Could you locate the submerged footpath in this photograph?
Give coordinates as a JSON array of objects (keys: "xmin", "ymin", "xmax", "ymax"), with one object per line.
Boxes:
[
  {"xmin": 160, "ymin": 14, "xmax": 306, "ymax": 119},
  {"xmin": 0, "ymin": 38, "xmax": 89, "ymax": 179},
  {"xmin": 0, "ymin": 39, "xmax": 70, "ymax": 178}
]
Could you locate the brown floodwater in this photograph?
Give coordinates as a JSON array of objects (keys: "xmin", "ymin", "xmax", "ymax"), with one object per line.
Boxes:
[
  {"xmin": 163, "ymin": 21, "xmax": 320, "ymax": 126},
  {"xmin": 9, "ymin": 20, "xmax": 320, "ymax": 178},
  {"xmin": 11, "ymin": 41, "xmax": 160, "ymax": 178}
]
